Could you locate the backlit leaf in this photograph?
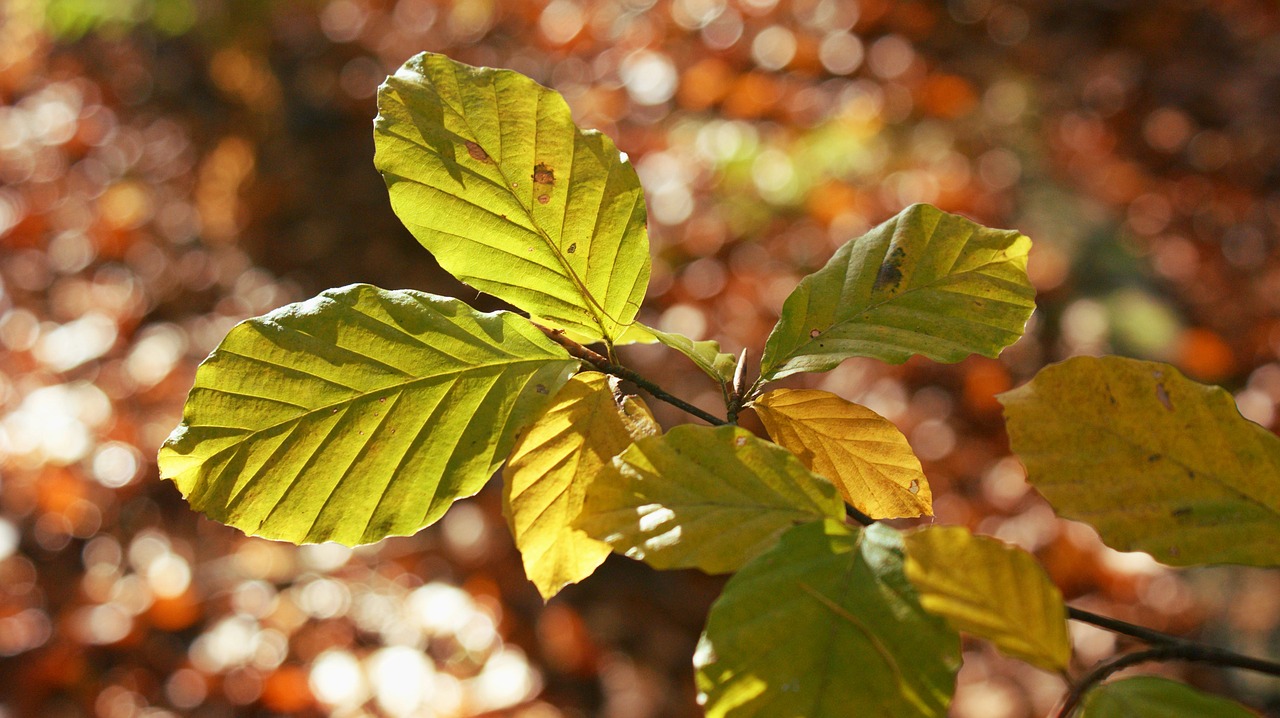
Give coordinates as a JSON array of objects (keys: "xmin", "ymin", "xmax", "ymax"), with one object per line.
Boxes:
[
  {"xmin": 1080, "ymin": 677, "xmax": 1257, "ymax": 718},
  {"xmin": 752, "ymin": 388, "xmax": 931, "ymax": 518},
  {"xmin": 696, "ymin": 521, "xmax": 961, "ymax": 718},
  {"xmin": 159, "ymin": 284, "xmax": 577, "ymax": 546},
  {"xmin": 635, "ymin": 323, "xmax": 738, "ymax": 385},
  {"xmin": 1000, "ymin": 356, "xmax": 1280, "ymax": 566},
  {"xmin": 375, "ymin": 52, "xmax": 650, "ymax": 345},
  {"xmin": 575, "ymin": 425, "xmax": 843, "ymax": 574},
  {"xmin": 903, "ymin": 526, "xmax": 1071, "ymax": 672},
  {"xmin": 503, "ymin": 372, "xmax": 658, "ymax": 600},
  {"xmin": 759, "ymin": 204, "xmax": 1035, "ymax": 381}
]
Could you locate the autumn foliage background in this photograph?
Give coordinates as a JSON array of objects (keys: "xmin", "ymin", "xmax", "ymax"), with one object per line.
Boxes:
[{"xmin": 1, "ymin": 0, "xmax": 1279, "ymax": 716}]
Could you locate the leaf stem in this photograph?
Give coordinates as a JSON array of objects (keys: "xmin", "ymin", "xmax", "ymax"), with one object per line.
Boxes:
[
  {"xmin": 1055, "ymin": 643, "xmax": 1280, "ymax": 718},
  {"xmin": 535, "ymin": 324, "xmax": 728, "ymax": 426},
  {"xmin": 1058, "ymin": 606, "xmax": 1280, "ymax": 717}
]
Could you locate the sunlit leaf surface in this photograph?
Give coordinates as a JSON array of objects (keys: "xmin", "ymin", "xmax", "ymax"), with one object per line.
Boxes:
[
  {"xmin": 503, "ymin": 372, "xmax": 658, "ymax": 600},
  {"xmin": 696, "ymin": 521, "xmax": 960, "ymax": 718},
  {"xmin": 1080, "ymin": 677, "xmax": 1257, "ymax": 718},
  {"xmin": 576, "ymin": 425, "xmax": 843, "ymax": 574},
  {"xmin": 375, "ymin": 52, "xmax": 650, "ymax": 345},
  {"xmin": 159, "ymin": 284, "xmax": 577, "ymax": 545},
  {"xmin": 759, "ymin": 204, "xmax": 1035, "ymax": 381},
  {"xmin": 903, "ymin": 526, "xmax": 1071, "ymax": 672},
  {"xmin": 753, "ymin": 388, "xmax": 931, "ymax": 518},
  {"xmin": 633, "ymin": 323, "xmax": 738, "ymax": 385},
  {"xmin": 1000, "ymin": 355, "xmax": 1280, "ymax": 566}
]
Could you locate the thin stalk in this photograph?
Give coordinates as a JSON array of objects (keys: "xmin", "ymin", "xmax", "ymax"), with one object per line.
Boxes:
[
  {"xmin": 537, "ymin": 324, "xmax": 728, "ymax": 426},
  {"xmin": 1055, "ymin": 644, "xmax": 1280, "ymax": 718}
]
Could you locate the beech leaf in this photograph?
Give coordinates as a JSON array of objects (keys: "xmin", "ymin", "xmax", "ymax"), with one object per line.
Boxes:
[
  {"xmin": 159, "ymin": 284, "xmax": 577, "ymax": 546},
  {"xmin": 696, "ymin": 521, "xmax": 961, "ymax": 717},
  {"xmin": 375, "ymin": 52, "xmax": 650, "ymax": 345},
  {"xmin": 759, "ymin": 204, "xmax": 1035, "ymax": 381},
  {"xmin": 903, "ymin": 526, "xmax": 1071, "ymax": 672},
  {"xmin": 1080, "ymin": 677, "xmax": 1257, "ymax": 718},
  {"xmin": 752, "ymin": 388, "xmax": 931, "ymax": 518},
  {"xmin": 503, "ymin": 372, "xmax": 658, "ymax": 600},
  {"xmin": 575, "ymin": 425, "xmax": 844, "ymax": 574},
  {"xmin": 1000, "ymin": 355, "xmax": 1280, "ymax": 566}
]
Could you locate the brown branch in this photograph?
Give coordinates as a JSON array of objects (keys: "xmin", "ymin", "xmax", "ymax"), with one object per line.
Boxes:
[
  {"xmin": 1056, "ymin": 643, "xmax": 1280, "ymax": 718},
  {"xmin": 535, "ymin": 324, "xmax": 728, "ymax": 426},
  {"xmin": 1058, "ymin": 607, "xmax": 1280, "ymax": 717}
]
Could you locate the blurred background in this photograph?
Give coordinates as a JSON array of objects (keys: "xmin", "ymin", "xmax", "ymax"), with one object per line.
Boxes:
[{"xmin": 1, "ymin": 0, "xmax": 1279, "ymax": 715}]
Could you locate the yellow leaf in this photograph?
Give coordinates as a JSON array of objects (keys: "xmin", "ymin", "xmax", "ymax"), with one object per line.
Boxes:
[
  {"xmin": 903, "ymin": 526, "xmax": 1071, "ymax": 673},
  {"xmin": 752, "ymin": 388, "xmax": 932, "ymax": 519},
  {"xmin": 502, "ymin": 372, "xmax": 657, "ymax": 600},
  {"xmin": 1000, "ymin": 356, "xmax": 1280, "ymax": 567}
]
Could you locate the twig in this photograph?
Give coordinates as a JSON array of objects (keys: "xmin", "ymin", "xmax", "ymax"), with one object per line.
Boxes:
[
  {"xmin": 1055, "ymin": 643, "xmax": 1280, "ymax": 718},
  {"xmin": 845, "ymin": 504, "xmax": 874, "ymax": 526},
  {"xmin": 1067, "ymin": 606, "xmax": 1186, "ymax": 647},
  {"xmin": 536, "ymin": 324, "xmax": 728, "ymax": 426}
]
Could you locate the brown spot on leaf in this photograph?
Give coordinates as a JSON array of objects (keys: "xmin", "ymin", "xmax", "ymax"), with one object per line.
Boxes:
[
  {"xmin": 536, "ymin": 384, "xmax": 548, "ymax": 395},
  {"xmin": 465, "ymin": 141, "xmax": 491, "ymax": 162},
  {"xmin": 873, "ymin": 246, "xmax": 907, "ymax": 291},
  {"xmin": 734, "ymin": 435, "xmax": 747, "ymax": 447},
  {"xmin": 809, "ymin": 328, "xmax": 821, "ymax": 338},
  {"xmin": 1148, "ymin": 453, "xmax": 1161, "ymax": 462},
  {"xmin": 1156, "ymin": 382, "xmax": 1173, "ymax": 410},
  {"xmin": 537, "ymin": 194, "xmax": 550, "ymax": 204},
  {"xmin": 567, "ymin": 242, "xmax": 577, "ymax": 254},
  {"xmin": 532, "ymin": 162, "xmax": 555, "ymax": 185}
]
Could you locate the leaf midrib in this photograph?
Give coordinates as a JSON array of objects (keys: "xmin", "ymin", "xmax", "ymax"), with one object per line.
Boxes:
[
  {"xmin": 430, "ymin": 67, "xmax": 617, "ymax": 341},
  {"xmin": 181, "ymin": 355, "xmax": 567, "ymax": 463}
]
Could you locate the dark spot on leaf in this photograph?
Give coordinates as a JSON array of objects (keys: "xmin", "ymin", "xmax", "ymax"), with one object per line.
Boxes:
[
  {"xmin": 567, "ymin": 242, "xmax": 576, "ymax": 254},
  {"xmin": 1168, "ymin": 546, "xmax": 1180, "ymax": 557},
  {"xmin": 908, "ymin": 479, "xmax": 919, "ymax": 494},
  {"xmin": 1172, "ymin": 507, "xmax": 1193, "ymax": 518},
  {"xmin": 464, "ymin": 141, "xmax": 491, "ymax": 162},
  {"xmin": 1155, "ymin": 382, "xmax": 1173, "ymax": 410},
  {"xmin": 810, "ymin": 328, "xmax": 821, "ymax": 338},
  {"xmin": 1148, "ymin": 453, "xmax": 1161, "ymax": 462},
  {"xmin": 379, "ymin": 397, "xmax": 386, "ymax": 403},
  {"xmin": 537, "ymin": 194, "xmax": 550, "ymax": 204},
  {"xmin": 536, "ymin": 384, "xmax": 548, "ymax": 394},
  {"xmin": 532, "ymin": 162, "xmax": 554, "ymax": 185},
  {"xmin": 873, "ymin": 247, "xmax": 907, "ymax": 291}
]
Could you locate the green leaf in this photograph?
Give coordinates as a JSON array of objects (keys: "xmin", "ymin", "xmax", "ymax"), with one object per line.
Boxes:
[
  {"xmin": 502, "ymin": 372, "xmax": 658, "ymax": 601},
  {"xmin": 633, "ymin": 323, "xmax": 738, "ymax": 385},
  {"xmin": 374, "ymin": 52, "xmax": 650, "ymax": 345},
  {"xmin": 758, "ymin": 204, "xmax": 1035, "ymax": 381},
  {"xmin": 1079, "ymin": 677, "xmax": 1258, "ymax": 718},
  {"xmin": 1000, "ymin": 356, "xmax": 1280, "ymax": 567},
  {"xmin": 158, "ymin": 284, "xmax": 577, "ymax": 546},
  {"xmin": 696, "ymin": 521, "xmax": 961, "ymax": 718},
  {"xmin": 903, "ymin": 526, "xmax": 1071, "ymax": 672},
  {"xmin": 575, "ymin": 425, "xmax": 843, "ymax": 573},
  {"xmin": 753, "ymin": 388, "xmax": 932, "ymax": 519}
]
